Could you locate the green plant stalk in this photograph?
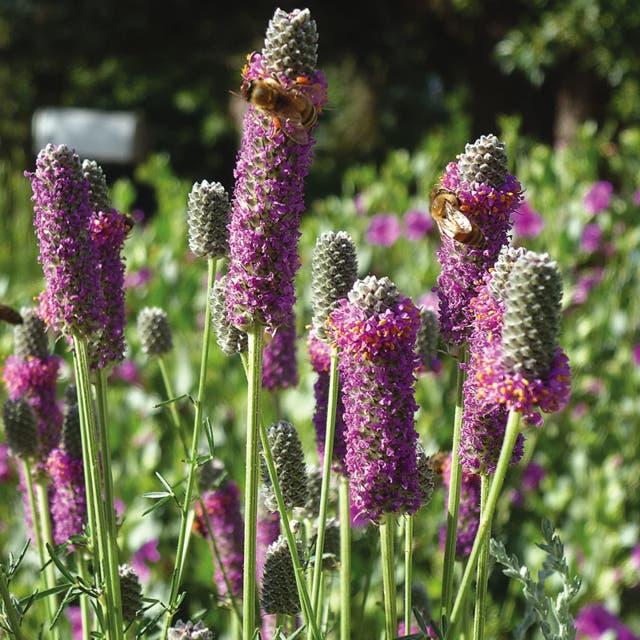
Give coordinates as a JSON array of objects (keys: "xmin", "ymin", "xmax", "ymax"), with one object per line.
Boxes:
[
  {"xmin": 311, "ymin": 345, "xmax": 339, "ymax": 624},
  {"xmin": 72, "ymin": 334, "xmax": 121, "ymax": 639},
  {"xmin": 158, "ymin": 355, "xmax": 189, "ymax": 455},
  {"xmin": 0, "ymin": 564, "xmax": 26, "ymax": 640},
  {"xmin": 339, "ymin": 476, "xmax": 351, "ymax": 640},
  {"xmin": 242, "ymin": 327, "xmax": 264, "ymax": 640},
  {"xmin": 95, "ymin": 370, "xmax": 125, "ymax": 633},
  {"xmin": 162, "ymin": 257, "xmax": 217, "ymax": 638},
  {"xmin": 258, "ymin": 420, "xmax": 320, "ymax": 640},
  {"xmin": 404, "ymin": 515, "xmax": 413, "ymax": 633},
  {"xmin": 441, "ymin": 353, "xmax": 467, "ymax": 623},
  {"xmin": 21, "ymin": 460, "xmax": 58, "ymax": 638},
  {"xmin": 472, "ymin": 474, "xmax": 490, "ymax": 640},
  {"xmin": 379, "ymin": 514, "xmax": 397, "ymax": 640},
  {"xmin": 446, "ymin": 409, "xmax": 522, "ymax": 639},
  {"xmin": 77, "ymin": 553, "xmax": 92, "ymax": 640}
]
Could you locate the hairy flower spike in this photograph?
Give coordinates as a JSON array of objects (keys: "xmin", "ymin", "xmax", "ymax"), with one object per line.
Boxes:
[
  {"xmin": 82, "ymin": 159, "xmax": 111, "ymax": 214},
  {"xmin": 328, "ymin": 276, "xmax": 422, "ymax": 521},
  {"xmin": 502, "ymin": 252, "xmax": 563, "ymax": 380},
  {"xmin": 13, "ymin": 308, "xmax": 48, "ymax": 361},
  {"xmin": 262, "ymin": 8, "xmax": 318, "ymax": 80},
  {"xmin": 457, "ymin": 133, "xmax": 508, "ymax": 189},
  {"xmin": 260, "ymin": 535, "xmax": 303, "ymax": 615},
  {"xmin": 311, "ymin": 231, "xmax": 358, "ymax": 340},
  {"xmin": 2, "ymin": 398, "xmax": 38, "ymax": 458},
  {"xmin": 119, "ymin": 565, "xmax": 143, "ymax": 624},
  {"xmin": 210, "ymin": 276, "xmax": 247, "ymax": 356},
  {"xmin": 261, "ymin": 420, "xmax": 308, "ymax": 512},
  {"xmin": 168, "ymin": 620, "xmax": 214, "ymax": 640},
  {"xmin": 138, "ymin": 307, "xmax": 173, "ymax": 356},
  {"xmin": 187, "ymin": 180, "xmax": 230, "ymax": 259}
]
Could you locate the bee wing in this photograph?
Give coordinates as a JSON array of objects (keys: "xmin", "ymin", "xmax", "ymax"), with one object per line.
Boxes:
[
  {"xmin": 280, "ymin": 118, "xmax": 309, "ymax": 145},
  {"xmin": 437, "ymin": 204, "xmax": 473, "ymax": 239}
]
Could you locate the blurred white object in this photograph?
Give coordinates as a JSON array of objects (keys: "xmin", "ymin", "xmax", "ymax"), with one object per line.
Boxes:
[{"xmin": 32, "ymin": 107, "xmax": 146, "ymax": 163}]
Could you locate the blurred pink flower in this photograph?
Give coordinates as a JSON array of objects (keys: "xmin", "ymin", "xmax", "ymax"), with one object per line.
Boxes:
[
  {"xmin": 366, "ymin": 213, "xmax": 402, "ymax": 247},
  {"xmin": 110, "ymin": 360, "xmax": 141, "ymax": 384},
  {"xmin": 403, "ymin": 208, "xmax": 433, "ymax": 241},
  {"xmin": 576, "ymin": 604, "xmax": 640, "ymax": 640},
  {"xmin": 354, "ymin": 192, "xmax": 366, "ymax": 216},
  {"xmin": 513, "ymin": 200, "xmax": 544, "ymax": 238},
  {"xmin": 584, "ymin": 181, "xmax": 613, "ymax": 215},
  {"xmin": 572, "ymin": 268, "xmax": 604, "ymax": 305},
  {"xmin": 124, "ymin": 267, "xmax": 152, "ymax": 289},
  {"xmin": 417, "ymin": 292, "xmax": 439, "ymax": 314},
  {"xmin": 0, "ymin": 444, "xmax": 14, "ymax": 482},
  {"xmin": 633, "ymin": 189, "xmax": 640, "ymax": 206},
  {"xmin": 131, "ymin": 538, "xmax": 160, "ymax": 582},
  {"xmin": 66, "ymin": 606, "xmax": 84, "ymax": 640},
  {"xmin": 633, "ymin": 344, "xmax": 640, "ymax": 367},
  {"xmin": 631, "ymin": 545, "xmax": 640, "ymax": 572},
  {"xmin": 581, "ymin": 223, "xmax": 603, "ymax": 252}
]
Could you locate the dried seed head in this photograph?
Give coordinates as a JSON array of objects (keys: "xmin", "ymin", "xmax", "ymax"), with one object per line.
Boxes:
[
  {"xmin": 187, "ymin": 180, "xmax": 230, "ymax": 259},
  {"xmin": 61, "ymin": 402, "xmax": 82, "ymax": 461},
  {"xmin": 138, "ymin": 307, "xmax": 173, "ymax": 356},
  {"xmin": 167, "ymin": 620, "xmax": 214, "ymax": 640},
  {"xmin": 210, "ymin": 276, "xmax": 247, "ymax": 356},
  {"xmin": 2, "ymin": 398, "xmax": 38, "ymax": 459},
  {"xmin": 14, "ymin": 308, "xmax": 49, "ymax": 360},
  {"xmin": 416, "ymin": 442, "xmax": 436, "ymax": 508},
  {"xmin": 457, "ymin": 133, "xmax": 508, "ymax": 189},
  {"xmin": 489, "ymin": 245, "xmax": 528, "ymax": 303},
  {"xmin": 119, "ymin": 564, "xmax": 142, "ymax": 624},
  {"xmin": 260, "ymin": 535, "xmax": 303, "ymax": 615},
  {"xmin": 416, "ymin": 308, "xmax": 439, "ymax": 370},
  {"xmin": 82, "ymin": 159, "xmax": 111, "ymax": 213},
  {"xmin": 348, "ymin": 275, "xmax": 400, "ymax": 315},
  {"xmin": 310, "ymin": 517, "xmax": 340, "ymax": 570}
]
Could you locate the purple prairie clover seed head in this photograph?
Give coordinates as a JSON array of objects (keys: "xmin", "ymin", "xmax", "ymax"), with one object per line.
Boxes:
[
  {"xmin": 118, "ymin": 565, "xmax": 143, "ymax": 624},
  {"xmin": 187, "ymin": 180, "xmax": 230, "ymax": 259},
  {"xmin": 137, "ymin": 307, "xmax": 173, "ymax": 356},
  {"xmin": 13, "ymin": 308, "xmax": 49, "ymax": 360},
  {"xmin": 434, "ymin": 135, "xmax": 522, "ymax": 346},
  {"xmin": 210, "ymin": 276, "xmax": 247, "ymax": 356},
  {"xmin": 327, "ymin": 275, "xmax": 422, "ymax": 522},
  {"xmin": 260, "ymin": 534, "xmax": 303, "ymax": 616},
  {"xmin": 2, "ymin": 398, "xmax": 38, "ymax": 459},
  {"xmin": 82, "ymin": 158, "xmax": 111, "ymax": 214},
  {"xmin": 168, "ymin": 620, "xmax": 214, "ymax": 640},
  {"xmin": 225, "ymin": 9, "xmax": 326, "ymax": 331},
  {"xmin": 27, "ymin": 144, "xmax": 106, "ymax": 338}
]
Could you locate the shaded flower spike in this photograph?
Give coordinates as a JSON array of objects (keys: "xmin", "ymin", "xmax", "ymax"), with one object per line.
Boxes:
[
  {"xmin": 310, "ymin": 517, "xmax": 340, "ymax": 569},
  {"xmin": 82, "ymin": 159, "xmax": 111, "ymax": 214},
  {"xmin": 262, "ymin": 313, "xmax": 299, "ymax": 390},
  {"xmin": 167, "ymin": 620, "xmax": 214, "ymax": 640},
  {"xmin": 260, "ymin": 535, "xmax": 303, "ymax": 615},
  {"xmin": 2, "ymin": 398, "xmax": 38, "ymax": 458},
  {"xmin": 187, "ymin": 180, "xmax": 230, "ymax": 259},
  {"xmin": 328, "ymin": 275, "xmax": 422, "ymax": 522},
  {"xmin": 119, "ymin": 564, "xmax": 143, "ymax": 624},
  {"xmin": 311, "ymin": 231, "xmax": 358, "ymax": 341},
  {"xmin": 210, "ymin": 276, "xmax": 247, "ymax": 356},
  {"xmin": 434, "ymin": 134, "xmax": 522, "ymax": 345},
  {"xmin": 261, "ymin": 420, "xmax": 308, "ymax": 512},
  {"xmin": 61, "ymin": 401, "xmax": 83, "ymax": 462},
  {"xmin": 416, "ymin": 307, "xmax": 439, "ymax": 371},
  {"xmin": 13, "ymin": 308, "xmax": 48, "ymax": 361},
  {"xmin": 138, "ymin": 307, "xmax": 173, "ymax": 356},
  {"xmin": 27, "ymin": 143, "xmax": 106, "ymax": 338},
  {"xmin": 225, "ymin": 8, "xmax": 326, "ymax": 331}
]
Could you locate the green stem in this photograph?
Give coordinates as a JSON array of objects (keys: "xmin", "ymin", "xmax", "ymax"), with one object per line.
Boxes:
[
  {"xmin": 242, "ymin": 327, "xmax": 264, "ymax": 640},
  {"xmin": 441, "ymin": 353, "xmax": 467, "ymax": 623},
  {"xmin": 258, "ymin": 420, "xmax": 320, "ymax": 640},
  {"xmin": 446, "ymin": 410, "xmax": 522, "ymax": 639},
  {"xmin": 404, "ymin": 515, "xmax": 413, "ymax": 634},
  {"xmin": 158, "ymin": 355, "xmax": 189, "ymax": 455},
  {"xmin": 0, "ymin": 565, "xmax": 26, "ymax": 640},
  {"xmin": 22, "ymin": 461, "xmax": 58, "ymax": 637},
  {"xmin": 339, "ymin": 477, "xmax": 351, "ymax": 640},
  {"xmin": 379, "ymin": 515, "xmax": 397, "ymax": 640},
  {"xmin": 162, "ymin": 257, "xmax": 217, "ymax": 637},
  {"xmin": 311, "ymin": 345, "xmax": 339, "ymax": 624},
  {"xmin": 77, "ymin": 553, "xmax": 93, "ymax": 640},
  {"xmin": 472, "ymin": 474, "xmax": 490, "ymax": 640}
]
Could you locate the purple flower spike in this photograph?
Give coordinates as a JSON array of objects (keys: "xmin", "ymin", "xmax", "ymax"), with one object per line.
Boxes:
[
  {"xmin": 328, "ymin": 276, "xmax": 422, "ymax": 522},
  {"xmin": 225, "ymin": 10, "xmax": 327, "ymax": 331},
  {"xmin": 26, "ymin": 144, "xmax": 106, "ymax": 338},
  {"xmin": 262, "ymin": 313, "xmax": 298, "ymax": 390}
]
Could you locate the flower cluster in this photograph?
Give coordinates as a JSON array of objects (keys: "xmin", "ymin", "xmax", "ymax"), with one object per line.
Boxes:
[
  {"xmin": 328, "ymin": 275, "xmax": 422, "ymax": 521},
  {"xmin": 262, "ymin": 315, "xmax": 299, "ymax": 390}
]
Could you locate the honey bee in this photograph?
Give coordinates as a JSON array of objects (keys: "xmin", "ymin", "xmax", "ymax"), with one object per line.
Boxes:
[
  {"xmin": 0, "ymin": 303, "xmax": 23, "ymax": 325},
  {"xmin": 429, "ymin": 187, "xmax": 485, "ymax": 249},
  {"xmin": 241, "ymin": 76, "xmax": 319, "ymax": 145}
]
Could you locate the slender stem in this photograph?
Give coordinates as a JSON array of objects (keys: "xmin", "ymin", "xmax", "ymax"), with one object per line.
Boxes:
[
  {"xmin": 339, "ymin": 477, "xmax": 351, "ymax": 640},
  {"xmin": 77, "ymin": 553, "xmax": 93, "ymax": 640},
  {"xmin": 163, "ymin": 257, "xmax": 217, "ymax": 637},
  {"xmin": 404, "ymin": 515, "xmax": 413, "ymax": 634},
  {"xmin": 258, "ymin": 420, "xmax": 320, "ymax": 640},
  {"xmin": 72, "ymin": 335, "xmax": 121, "ymax": 639},
  {"xmin": 441, "ymin": 353, "xmax": 467, "ymax": 622},
  {"xmin": 446, "ymin": 410, "xmax": 522, "ymax": 639},
  {"xmin": 0, "ymin": 565, "xmax": 26, "ymax": 640},
  {"xmin": 472, "ymin": 475, "xmax": 490, "ymax": 640},
  {"xmin": 379, "ymin": 514, "xmax": 397, "ymax": 640},
  {"xmin": 158, "ymin": 355, "xmax": 189, "ymax": 455},
  {"xmin": 22, "ymin": 460, "xmax": 58, "ymax": 636},
  {"xmin": 242, "ymin": 327, "xmax": 264, "ymax": 640},
  {"xmin": 95, "ymin": 370, "xmax": 124, "ymax": 633},
  {"xmin": 311, "ymin": 345, "xmax": 339, "ymax": 623}
]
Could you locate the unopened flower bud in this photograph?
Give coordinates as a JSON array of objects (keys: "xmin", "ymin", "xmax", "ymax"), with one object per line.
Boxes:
[
  {"xmin": 260, "ymin": 535, "xmax": 303, "ymax": 615},
  {"xmin": 457, "ymin": 133, "xmax": 508, "ymax": 189},
  {"xmin": 2, "ymin": 398, "xmax": 38, "ymax": 458},
  {"xmin": 187, "ymin": 180, "xmax": 230, "ymax": 259},
  {"xmin": 119, "ymin": 564, "xmax": 142, "ymax": 624},
  {"xmin": 138, "ymin": 307, "xmax": 173, "ymax": 356}
]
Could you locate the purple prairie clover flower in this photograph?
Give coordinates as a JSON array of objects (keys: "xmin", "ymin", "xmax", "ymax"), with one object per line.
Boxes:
[
  {"xmin": 634, "ymin": 189, "xmax": 640, "ymax": 206},
  {"xmin": 633, "ymin": 344, "xmax": 640, "ymax": 367},
  {"xmin": 26, "ymin": 144, "xmax": 106, "ymax": 338},
  {"xmin": 581, "ymin": 222, "xmax": 603, "ymax": 252},
  {"xmin": 47, "ymin": 448, "xmax": 87, "ymax": 545},
  {"xmin": 434, "ymin": 136, "xmax": 523, "ymax": 346},
  {"xmin": 571, "ymin": 268, "xmax": 604, "ymax": 305},
  {"xmin": 0, "ymin": 443, "xmax": 15, "ymax": 482},
  {"xmin": 88, "ymin": 209, "xmax": 128, "ymax": 368},
  {"xmin": 225, "ymin": 9, "xmax": 327, "ymax": 331},
  {"xmin": 327, "ymin": 275, "xmax": 422, "ymax": 522},
  {"xmin": 66, "ymin": 606, "xmax": 84, "ymax": 640},
  {"xmin": 308, "ymin": 331, "xmax": 347, "ymax": 473},
  {"xmin": 262, "ymin": 314, "xmax": 298, "ymax": 390},
  {"xmin": 584, "ymin": 180, "xmax": 613, "ymax": 215},
  {"xmin": 124, "ymin": 267, "xmax": 152, "ymax": 289},
  {"xmin": 193, "ymin": 478, "xmax": 244, "ymax": 599},
  {"xmin": 131, "ymin": 539, "xmax": 160, "ymax": 582},
  {"xmin": 404, "ymin": 208, "xmax": 434, "ymax": 241},
  {"xmin": 366, "ymin": 213, "xmax": 402, "ymax": 247},
  {"xmin": 3, "ymin": 353, "xmax": 62, "ymax": 460},
  {"xmin": 513, "ymin": 200, "xmax": 544, "ymax": 239},
  {"xmin": 575, "ymin": 604, "xmax": 640, "ymax": 640}
]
